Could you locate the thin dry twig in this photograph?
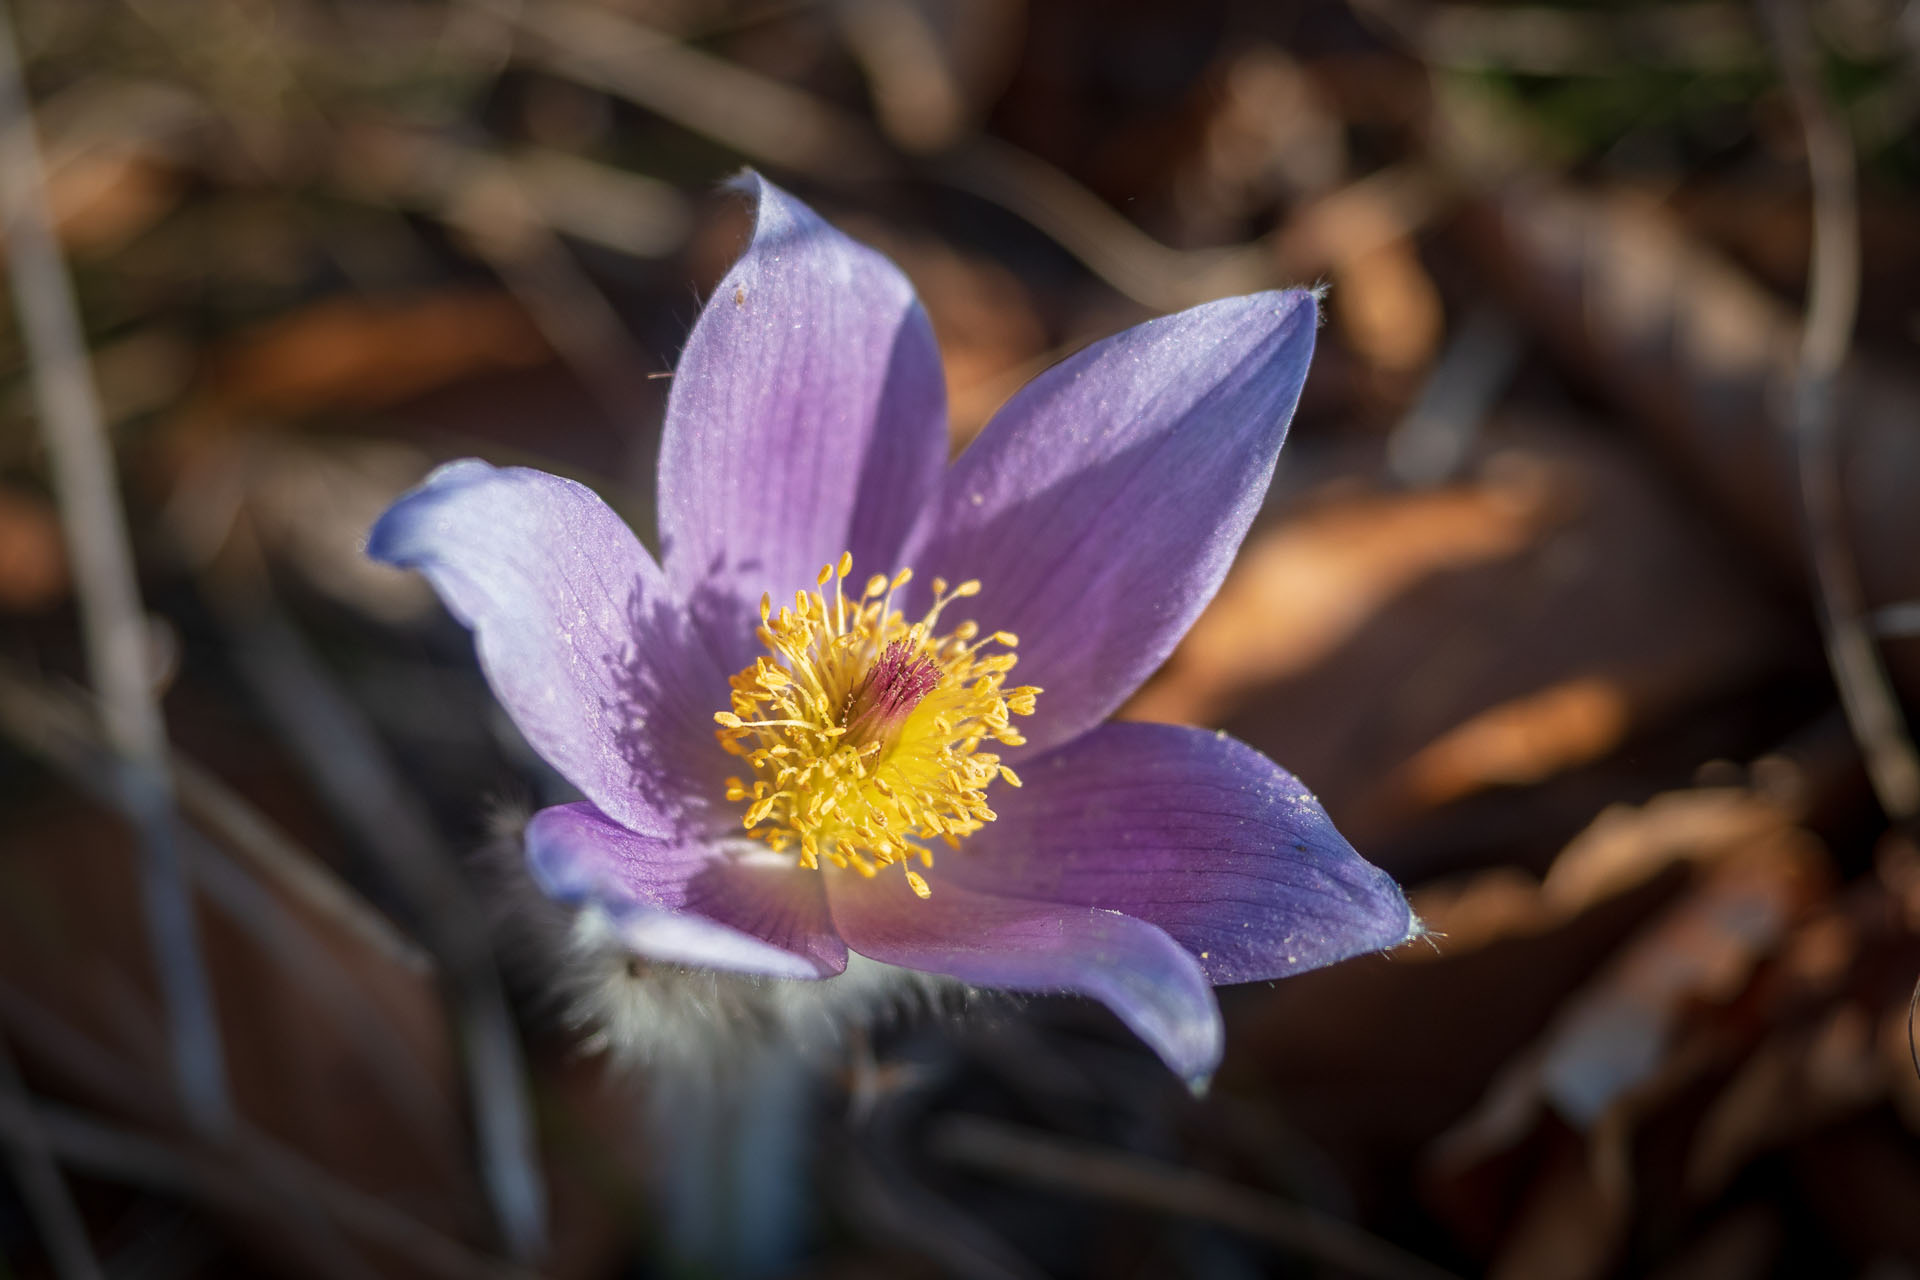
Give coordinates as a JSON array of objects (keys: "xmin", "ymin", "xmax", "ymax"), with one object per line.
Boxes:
[
  {"xmin": 835, "ymin": 0, "xmax": 969, "ymax": 153},
  {"xmin": 0, "ymin": 985, "xmax": 531, "ymax": 1280},
  {"xmin": 0, "ymin": 0, "xmax": 228, "ymax": 1133},
  {"xmin": 1908, "ymin": 972, "xmax": 1919, "ymax": 1083},
  {"xmin": 171, "ymin": 755, "xmax": 433, "ymax": 977},
  {"xmin": 1386, "ymin": 304, "xmax": 1523, "ymax": 486},
  {"xmin": 845, "ymin": 1061, "xmax": 1050, "ymax": 1280},
  {"xmin": 1351, "ymin": 0, "xmax": 1760, "ymax": 76},
  {"xmin": 936, "ymin": 137, "xmax": 1274, "ymax": 310},
  {"xmin": 0, "ymin": 1092, "xmax": 377, "ymax": 1280},
  {"xmin": 0, "ymin": 1035, "xmax": 103, "ymax": 1280},
  {"xmin": 0, "ymin": 987, "xmax": 378, "ymax": 1280},
  {"xmin": 219, "ymin": 601, "xmax": 546, "ymax": 1261},
  {"xmin": 484, "ymin": 0, "xmax": 1289, "ymax": 310},
  {"xmin": 1764, "ymin": 0, "xmax": 1920, "ymax": 822},
  {"xmin": 442, "ymin": 162, "xmax": 659, "ymax": 426},
  {"xmin": 502, "ymin": 0, "xmax": 890, "ymax": 178},
  {"xmin": 929, "ymin": 1115, "xmax": 1461, "ymax": 1280},
  {"xmin": 0, "ymin": 661, "xmax": 431, "ymax": 976},
  {"xmin": 1873, "ymin": 602, "xmax": 1920, "ymax": 640},
  {"xmin": 0, "ymin": 664, "xmax": 458, "ymax": 1161}
]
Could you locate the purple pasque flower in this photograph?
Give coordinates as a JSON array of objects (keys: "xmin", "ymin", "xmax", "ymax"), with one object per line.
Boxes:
[{"xmin": 368, "ymin": 174, "xmax": 1415, "ymax": 1084}]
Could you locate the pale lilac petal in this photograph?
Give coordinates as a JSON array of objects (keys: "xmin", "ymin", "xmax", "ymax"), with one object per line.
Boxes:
[
  {"xmin": 658, "ymin": 174, "xmax": 947, "ymax": 658},
  {"xmin": 945, "ymin": 722, "xmax": 1415, "ymax": 984},
  {"xmin": 527, "ymin": 803, "xmax": 846, "ymax": 979},
  {"xmin": 368, "ymin": 460, "xmax": 732, "ymax": 837},
  {"xmin": 826, "ymin": 869, "xmax": 1222, "ymax": 1081},
  {"xmin": 914, "ymin": 290, "xmax": 1317, "ymax": 755}
]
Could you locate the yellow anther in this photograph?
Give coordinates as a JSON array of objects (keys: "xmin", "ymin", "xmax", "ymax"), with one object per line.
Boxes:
[
  {"xmin": 905, "ymin": 870, "xmax": 931, "ymax": 899},
  {"xmin": 817, "ymin": 563, "xmax": 834, "ymax": 587},
  {"xmin": 713, "ymin": 555, "xmax": 1037, "ymax": 899}
]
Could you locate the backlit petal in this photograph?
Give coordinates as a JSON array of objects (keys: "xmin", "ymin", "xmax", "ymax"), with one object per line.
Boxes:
[
  {"xmin": 827, "ymin": 868, "xmax": 1222, "ymax": 1081},
  {"xmin": 945, "ymin": 721, "xmax": 1416, "ymax": 984},
  {"xmin": 658, "ymin": 174, "xmax": 946, "ymax": 670},
  {"xmin": 915, "ymin": 290, "xmax": 1316, "ymax": 755},
  {"xmin": 368, "ymin": 460, "xmax": 729, "ymax": 837},
  {"xmin": 528, "ymin": 802, "xmax": 846, "ymax": 979}
]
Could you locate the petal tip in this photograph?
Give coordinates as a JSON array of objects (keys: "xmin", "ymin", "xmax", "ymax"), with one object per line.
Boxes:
[
  {"xmin": 1162, "ymin": 1014, "xmax": 1225, "ymax": 1085},
  {"xmin": 1399, "ymin": 907, "xmax": 1436, "ymax": 954},
  {"xmin": 729, "ymin": 169, "xmax": 821, "ymax": 254},
  {"xmin": 365, "ymin": 456, "xmax": 495, "ymax": 567}
]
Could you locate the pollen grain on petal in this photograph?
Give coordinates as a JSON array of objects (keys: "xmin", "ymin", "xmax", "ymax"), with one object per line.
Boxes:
[{"xmin": 713, "ymin": 554, "xmax": 1038, "ymax": 895}]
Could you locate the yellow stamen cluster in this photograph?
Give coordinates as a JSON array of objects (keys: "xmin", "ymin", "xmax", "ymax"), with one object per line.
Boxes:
[{"xmin": 714, "ymin": 554, "xmax": 1039, "ymax": 898}]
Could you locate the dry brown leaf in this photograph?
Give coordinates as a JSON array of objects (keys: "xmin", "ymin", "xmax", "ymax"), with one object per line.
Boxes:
[
  {"xmin": 1174, "ymin": 47, "xmax": 1348, "ymax": 238},
  {"xmin": 199, "ymin": 290, "xmax": 550, "ymax": 420},
  {"xmin": 1643, "ymin": 1205, "xmax": 1782, "ymax": 1280},
  {"xmin": 1460, "ymin": 184, "xmax": 1920, "ymax": 692},
  {"xmin": 1330, "ymin": 234, "xmax": 1445, "ymax": 375},
  {"xmin": 1144, "ymin": 423, "xmax": 1792, "ymax": 847},
  {"xmin": 1687, "ymin": 1003, "xmax": 1882, "ymax": 1197},
  {"xmin": 1488, "ymin": 1133, "xmax": 1622, "ymax": 1280},
  {"xmin": 1397, "ymin": 676, "xmax": 1632, "ymax": 809},
  {"xmin": 1130, "ymin": 462, "xmax": 1557, "ymax": 727},
  {"xmin": 43, "ymin": 148, "xmax": 182, "ymax": 257},
  {"xmin": 1405, "ymin": 866, "xmax": 1545, "ymax": 953},
  {"xmin": 0, "ymin": 486, "xmax": 67, "ymax": 610},
  {"xmin": 1541, "ymin": 788, "xmax": 1800, "ymax": 916},
  {"xmin": 1434, "ymin": 832, "xmax": 1828, "ymax": 1173}
]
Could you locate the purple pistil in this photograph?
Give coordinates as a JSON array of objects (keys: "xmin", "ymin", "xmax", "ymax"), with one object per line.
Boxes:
[{"xmin": 842, "ymin": 641, "xmax": 941, "ymax": 748}]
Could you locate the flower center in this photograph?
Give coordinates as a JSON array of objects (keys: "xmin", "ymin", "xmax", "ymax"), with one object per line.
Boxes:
[{"xmin": 714, "ymin": 554, "xmax": 1039, "ymax": 898}]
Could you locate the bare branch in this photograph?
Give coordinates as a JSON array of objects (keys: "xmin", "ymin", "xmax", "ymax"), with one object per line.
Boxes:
[
  {"xmin": 0, "ymin": 987, "xmax": 532, "ymax": 1280},
  {"xmin": 930, "ymin": 1115, "xmax": 1460, "ymax": 1280},
  {"xmin": 1873, "ymin": 602, "xmax": 1920, "ymax": 640},
  {"xmin": 0, "ymin": 0, "xmax": 227, "ymax": 1131},
  {"xmin": 220, "ymin": 604, "xmax": 546, "ymax": 1260},
  {"xmin": 482, "ymin": 0, "xmax": 1294, "ymax": 310},
  {"xmin": 0, "ymin": 1035, "xmax": 102, "ymax": 1280},
  {"xmin": 0, "ymin": 662, "xmax": 431, "ymax": 977},
  {"xmin": 1764, "ymin": 0, "xmax": 1920, "ymax": 822}
]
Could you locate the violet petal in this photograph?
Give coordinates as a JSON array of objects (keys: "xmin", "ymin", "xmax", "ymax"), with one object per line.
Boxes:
[
  {"xmin": 826, "ymin": 868, "xmax": 1223, "ymax": 1081},
  {"xmin": 946, "ymin": 721, "xmax": 1415, "ymax": 984},
  {"xmin": 527, "ymin": 802, "xmax": 847, "ymax": 979},
  {"xmin": 368, "ymin": 460, "xmax": 730, "ymax": 838},
  {"xmin": 657, "ymin": 174, "xmax": 946, "ymax": 669},
  {"xmin": 914, "ymin": 290, "xmax": 1316, "ymax": 756}
]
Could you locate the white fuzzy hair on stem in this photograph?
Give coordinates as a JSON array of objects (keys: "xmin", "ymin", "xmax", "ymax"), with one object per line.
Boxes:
[{"xmin": 478, "ymin": 804, "xmax": 964, "ymax": 1086}]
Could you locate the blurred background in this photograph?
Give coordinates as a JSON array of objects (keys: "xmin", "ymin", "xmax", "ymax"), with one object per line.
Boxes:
[{"xmin": 2, "ymin": 0, "xmax": 1919, "ymax": 1276}]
